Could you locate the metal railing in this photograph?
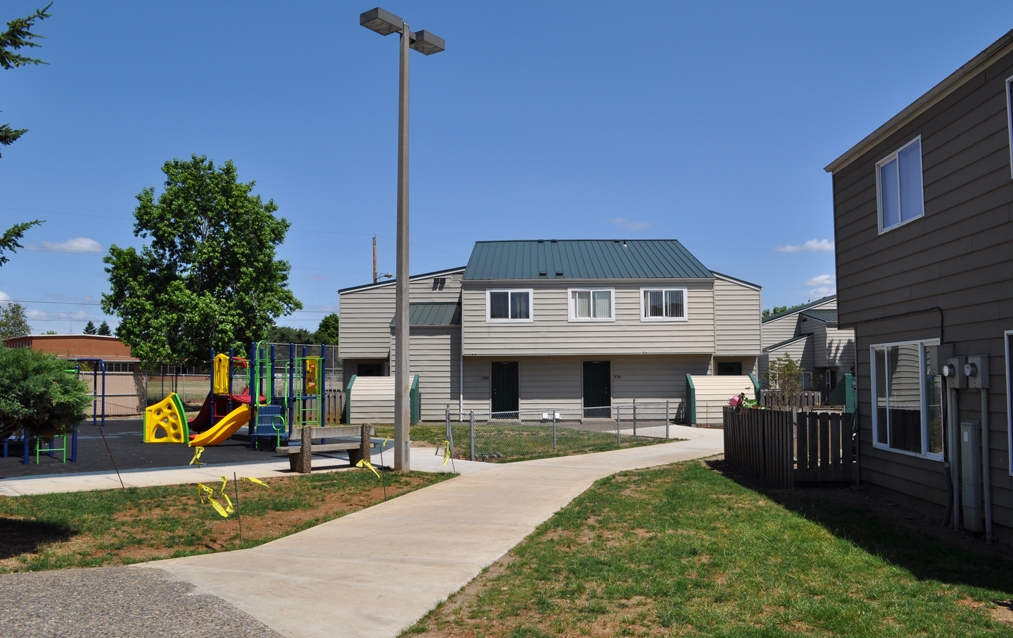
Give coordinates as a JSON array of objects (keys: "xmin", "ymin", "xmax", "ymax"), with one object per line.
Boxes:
[{"xmin": 443, "ymin": 401, "xmax": 676, "ymax": 462}]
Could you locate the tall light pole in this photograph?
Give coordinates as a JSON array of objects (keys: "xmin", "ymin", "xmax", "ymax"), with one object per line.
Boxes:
[{"xmin": 360, "ymin": 7, "xmax": 445, "ymax": 471}]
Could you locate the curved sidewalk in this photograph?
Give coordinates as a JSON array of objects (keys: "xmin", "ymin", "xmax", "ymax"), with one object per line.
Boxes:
[{"xmin": 144, "ymin": 426, "xmax": 723, "ymax": 638}]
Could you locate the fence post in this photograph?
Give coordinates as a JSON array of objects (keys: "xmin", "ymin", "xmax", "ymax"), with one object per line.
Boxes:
[
  {"xmin": 469, "ymin": 410, "xmax": 476, "ymax": 462},
  {"xmin": 665, "ymin": 400, "xmax": 670, "ymax": 439},
  {"xmin": 633, "ymin": 399, "xmax": 637, "ymax": 437},
  {"xmin": 616, "ymin": 406, "xmax": 621, "ymax": 445},
  {"xmin": 552, "ymin": 408, "xmax": 557, "ymax": 454},
  {"xmin": 445, "ymin": 405, "xmax": 451, "ymax": 444}
]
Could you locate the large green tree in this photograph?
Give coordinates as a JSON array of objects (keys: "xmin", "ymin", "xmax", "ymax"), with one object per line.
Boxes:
[
  {"xmin": 0, "ymin": 302, "xmax": 31, "ymax": 339},
  {"xmin": 1, "ymin": 3, "xmax": 51, "ymax": 158},
  {"xmin": 102, "ymin": 155, "xmax": 302, "ymax": 366},
  {"xmin": 316, "ymin": 313, "xmax": 339, "ymax": 345},
  {"xmin": 0, "ymin": 346, "xmax": 90, "ymax": 440}
]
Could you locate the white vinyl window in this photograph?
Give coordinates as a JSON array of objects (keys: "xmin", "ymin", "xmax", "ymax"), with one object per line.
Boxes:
[
  {"xmin": 1006, "ymin": 331, "xmax": 1013, "ymax": 475},
  {"xmin": 871, "ymin": 339, "xmax": 943, "ymax": 459},
  {"xmin": 640, "ymin": 287, "xmax": 687, "ymax": 321},
  {"xmin": 486, "ymin": 289, "xmax": 533, "ymax": 322},
  {"xmin": 1006, "ymin": 76, "xmax": 1013, "ymax": 179},
  {"xmin": 568, "ymin": 289, "xmax": 614, "ymax": 322},
  {"xmin": 876, "ymin": 136, "xmax": 924, "ymax": 233}
]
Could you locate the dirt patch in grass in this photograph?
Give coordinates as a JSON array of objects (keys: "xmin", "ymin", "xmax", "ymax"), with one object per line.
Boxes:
[{"xmin": 0, "ymin": 470, "xmax": 449, "ymax": 573}]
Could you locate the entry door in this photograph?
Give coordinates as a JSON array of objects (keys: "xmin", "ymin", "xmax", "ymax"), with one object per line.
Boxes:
[
  {"xmin": 583, "ymin": 361, "xmax": 611, "ymax": 418},
  {"xmin": 491, "ymin": 362, "xmax": 519, "ymax": 418}
]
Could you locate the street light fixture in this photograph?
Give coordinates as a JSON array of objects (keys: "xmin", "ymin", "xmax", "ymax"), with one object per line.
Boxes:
[{"xmin": 360, "ymin": 7, "xmax": 444, "ymax": 472}]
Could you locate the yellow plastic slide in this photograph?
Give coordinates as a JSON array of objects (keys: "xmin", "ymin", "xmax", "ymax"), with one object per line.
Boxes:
[{"xmin": 188, "ymin": 405, "xmax": 252, "ymax": 447}]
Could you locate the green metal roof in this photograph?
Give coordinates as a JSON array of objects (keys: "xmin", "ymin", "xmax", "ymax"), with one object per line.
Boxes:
[
  {"xmin": 761, "ymin": 295, "xmax": 837, "ymax": 324},
  {"xmin": 463, "ymin": 240, "xmax": 712, "ymax": 280},
  {"xmin": 390, "ymin": 302, "xmax": 461, "ymax": 327},
  {"xmin": 800, "ymin": 308, "xmax": 838, "ymax": 323}
]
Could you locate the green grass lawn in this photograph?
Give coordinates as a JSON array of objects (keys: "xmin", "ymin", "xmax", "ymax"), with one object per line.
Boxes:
[
  {"xmin": 0, "ymin": 469, "xmax": 449, "ymax": 573},
  {"xmin": 408, "ymin": 460, "xmax": 1013, "ymax": 637},
  {"xmin": 375, "ymin": 424, "xmax": 668, "ymax": 464}
]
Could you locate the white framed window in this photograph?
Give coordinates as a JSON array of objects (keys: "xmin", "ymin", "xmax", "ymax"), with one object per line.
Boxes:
[
  {"xmin": 640, "ymin": 287, "xmax": 687, "ymax": 321},
  {"xmin": 486, "ymin": 289, "xmax": 533, "ymax": 322},
  {"xmin": 870, "ymin": 339, "xmax": 943, "ymax": 460},
  {"xmin": 568, "ymin": 288, "xmax": 614, "ymax": 322},
  {"xmin": 876, "ymin": 136, "xmax": 924, "ymax": 233},
  {"xmin": 1006, "ymin": 331, "xmax": 1013, "ymax": 475},
  {"xmin": 1006, "ymin": 75, "xmax": 1013, "ymax": 179}
]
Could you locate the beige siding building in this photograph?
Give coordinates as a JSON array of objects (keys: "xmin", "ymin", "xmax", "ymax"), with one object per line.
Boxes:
[
  {"xmin": 339, "ymin": 240, "xmax": 762, "ymax": 423},
  {"xmin": 758, "ymin": 296, "xmax": 856, "ymax": 392}
]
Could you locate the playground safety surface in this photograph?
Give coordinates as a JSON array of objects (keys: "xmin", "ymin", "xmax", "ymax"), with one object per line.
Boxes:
[{"xmin": 0, "ymin": 418, "xmax": 285, "ymax": 479}]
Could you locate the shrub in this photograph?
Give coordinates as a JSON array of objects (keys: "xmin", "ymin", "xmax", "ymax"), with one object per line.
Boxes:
[{"xmin": 0, "ymin": 347, "xmax": 91, "ymax": 440}]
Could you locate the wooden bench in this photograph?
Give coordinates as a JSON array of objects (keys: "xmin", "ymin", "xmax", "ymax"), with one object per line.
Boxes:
[{"xmin": 276, "ymin": 424, "xmax": 375, "ymax": 473}]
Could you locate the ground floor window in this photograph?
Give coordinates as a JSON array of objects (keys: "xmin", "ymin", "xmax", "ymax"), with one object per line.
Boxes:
[{"xmin": 871, "ymin": 339, "xmax": 942, "ymax": 459}]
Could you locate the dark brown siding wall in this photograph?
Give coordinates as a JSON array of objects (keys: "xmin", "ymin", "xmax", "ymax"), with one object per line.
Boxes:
[{"xmin": 832, "ymin": 48, "xmax": 1013, "ymax": 537}]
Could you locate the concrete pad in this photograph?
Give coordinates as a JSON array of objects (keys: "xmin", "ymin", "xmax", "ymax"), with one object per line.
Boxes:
[{"xmin": 144, "ymin": 428, "xmax": 723, "ymax": 638}]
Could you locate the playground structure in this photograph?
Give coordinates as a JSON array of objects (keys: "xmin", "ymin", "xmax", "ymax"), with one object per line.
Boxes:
[
  {"xmin": 1, "ymin": 358, "xmax": 108, "ymax": 465},
  {"xmin": 144, "ymin": 343, "xmax": 327, "ymax": 449}
]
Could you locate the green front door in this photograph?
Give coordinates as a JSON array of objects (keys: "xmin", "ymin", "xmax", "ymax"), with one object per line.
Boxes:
[
  {"xmin": 583, "ymin": 361, "xmax": 611, "ymax": 418},
  {"xmin": 491, "ymin": 362, "xmax": 519, "ymax": 418}
]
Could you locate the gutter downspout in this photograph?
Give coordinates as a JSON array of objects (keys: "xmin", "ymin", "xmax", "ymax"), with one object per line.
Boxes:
[
  {"xmin": 982, "ymin": 388, "xmax": 993, "ymax": 541},
  {"xmin": 949, "ymin": 386, "xmax": 961, "ymax": 529}
]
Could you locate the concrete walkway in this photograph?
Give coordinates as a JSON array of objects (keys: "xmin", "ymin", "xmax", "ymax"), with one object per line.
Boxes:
[{"xmin": 143, "ymin": 426, "xmax": 723, "ymax": 638}]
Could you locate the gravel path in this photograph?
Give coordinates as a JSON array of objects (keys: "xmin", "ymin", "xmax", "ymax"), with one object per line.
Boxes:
[{"xmin": 0, "ymin": 566, "xmax": 281, "ymax": 637}]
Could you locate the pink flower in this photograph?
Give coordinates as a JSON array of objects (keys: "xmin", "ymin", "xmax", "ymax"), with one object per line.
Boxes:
[{"xmin": 728, "ymin": 395, "xmax": 741, "ymax": 407}]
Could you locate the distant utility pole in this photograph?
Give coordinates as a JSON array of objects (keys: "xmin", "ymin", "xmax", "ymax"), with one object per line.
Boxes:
[{"xmin": 373, "ymin": 235, "xmax": 378, "ymax": 284}]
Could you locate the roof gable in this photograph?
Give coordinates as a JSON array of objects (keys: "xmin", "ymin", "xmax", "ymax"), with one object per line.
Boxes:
[{"xmin": 463, "ymin": 240, "xmax": 712, "ymax": 281}]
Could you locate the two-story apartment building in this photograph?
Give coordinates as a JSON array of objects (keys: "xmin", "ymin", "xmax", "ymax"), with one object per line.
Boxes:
[
  {"xmin": 758, "ymin": 296, "xmax": 856, "ymax": 390},
  {"xmin": 826, "ymin": 30, "xmax": 1013, "ymax": 540},
  {"xmin": 339, "ymin": 239, "xmax": 762, "ymax": 422}
]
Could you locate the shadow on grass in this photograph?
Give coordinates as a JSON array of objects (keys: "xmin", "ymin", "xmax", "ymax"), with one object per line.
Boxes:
[
  {"xmin": 0, "ymin": 517, "xmax": 76, "ymax": 559},
  {"xmin": 704, "ymin": 458, "xmax": 1013, "ymax": 595}
]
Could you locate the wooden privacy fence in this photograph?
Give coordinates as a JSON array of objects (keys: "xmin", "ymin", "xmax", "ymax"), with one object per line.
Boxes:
[
  {"xmin": 324, "ymin": 389, "xmax": 344, "ymax": 424},
  {"xmin": 723, "ymin": 407, "xmax": 855, "ymax": 488}
]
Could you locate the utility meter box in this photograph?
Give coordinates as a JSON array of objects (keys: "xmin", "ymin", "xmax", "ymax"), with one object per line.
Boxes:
[
  {"xmin": 945, "ymin": 356, "xmax": 967, "ymax": 389},
  {"xmin": 960, "ymin": 420, "xmax": 983, "ymax": 533},
  {"xmin": 966, "ymin": 355, "xmax": 990, "ymax": 390}
]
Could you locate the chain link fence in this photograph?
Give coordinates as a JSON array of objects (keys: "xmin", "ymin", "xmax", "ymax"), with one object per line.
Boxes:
[{"xmin": 440, "ymin": 402, "xmax": 677, "ymax": 462}]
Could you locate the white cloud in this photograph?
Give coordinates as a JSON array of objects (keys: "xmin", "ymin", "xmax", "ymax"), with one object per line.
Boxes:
[
  {"xmin": 775, "ymin": 239, "xmax": 834, "ymax": 253},
  {"xmin": 608, "ymin": 217, "xmax": 651, "ymax": 231},
  {"xmin": 26, "ymin": 237, "xmax": 104, "ymax": 253},
  {"xmin": 809, "ymin": 286, "xmax": 836, "ymax": 297},
  {"xmin": 0, "ymin": 291, "xmax": 10, "ymax": 307},
  {"xmin": 25, "ymin": 309, "xmax": 89, "ymax": 321},
  {"xmin": 804, "ymin": 274, "xmax": 835, "ymax": 287}
]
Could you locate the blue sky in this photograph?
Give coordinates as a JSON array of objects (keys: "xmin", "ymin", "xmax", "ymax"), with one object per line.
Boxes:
[{"xmin": 2, "ymin": 1, "xmax": 1012, "ymax": 334}]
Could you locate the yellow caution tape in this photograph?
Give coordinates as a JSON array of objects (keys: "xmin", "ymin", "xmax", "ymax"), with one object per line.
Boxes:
[
  {"xmin": 356, "ymin": 458, "xmax": 381, "ymax": 479},
  {"xmin": 208, "ymin": 497, "xmax": 229, "ymax": 518},
  {"xmin": 196, "ymin": 482, "xmax": 229, "ymax": 517},
  {"xmin": 245, "ymin": 477, "xmax": 269, "ymax": 487},
  {"xmin": 443, "ymin": 440, "xmax": 451, "ymax": 466},
  {"xmin": 189, "ymin": 446, "xmax": 205, "ymax": 466},
  {"xmin": 219, "ymin": 476, "xmax": 235, "ymax": 514}
]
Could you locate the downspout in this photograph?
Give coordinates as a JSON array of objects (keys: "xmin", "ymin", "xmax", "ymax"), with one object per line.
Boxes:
[
  {"xmin": 949, "ymin": 386, "xmax": 961, "ymax": 529},
  {"xmin": 982, "ymin": 388, "xmax": 993, "ymax": 541}
]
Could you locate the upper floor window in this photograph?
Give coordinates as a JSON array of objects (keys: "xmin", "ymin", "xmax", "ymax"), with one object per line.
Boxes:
[
  {"xmin": 487, "ymin": 289, "xmax": 532, "ymax": 322},
  {"xmin": 876, "ymin": 136, "xmax": 924, "ymax": 233},
  {"xmin": 568, "ymin": 289, "xmax": 614, "ymax": 322},
  {"xmin": 871, "ymin": 339, "xmax": 942, "ymax": 460},
  {"xmin": 641, "ymin": 287, "xmax": 687, "ymax": 321}
]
